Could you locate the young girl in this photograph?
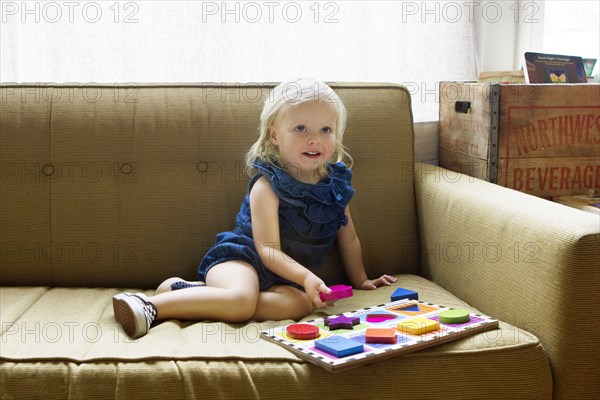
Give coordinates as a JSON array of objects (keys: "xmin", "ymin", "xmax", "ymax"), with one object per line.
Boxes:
[{"xmin": 113, "ymin": 78, "xmax": 397, "ymax": 339}]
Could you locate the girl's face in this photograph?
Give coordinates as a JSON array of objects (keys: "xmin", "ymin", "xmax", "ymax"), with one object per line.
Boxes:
[{"xmin": 269, "ymin": 100, "xmax": 338, "ymax": 184}]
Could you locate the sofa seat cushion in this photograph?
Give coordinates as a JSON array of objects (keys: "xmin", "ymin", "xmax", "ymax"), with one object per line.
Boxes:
[
  {"xmin": 2, "ymin": 274, "xmax": 546, "ymax": 361},
  {"xmin": 1, "ymin": 274, "xmax": 552, "ymax": 398}
]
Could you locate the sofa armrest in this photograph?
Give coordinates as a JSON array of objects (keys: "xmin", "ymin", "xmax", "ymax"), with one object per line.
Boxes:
[{"xmin": 414, "ymin": 162, "xmax": 599, "ymax": 399}]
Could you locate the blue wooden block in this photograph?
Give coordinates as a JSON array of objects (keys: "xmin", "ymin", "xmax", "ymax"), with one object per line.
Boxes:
[
  {"xmin": 391, "ymin": 287, "xmax": 418, "ymax": 302},
  {"xmin": 315, "ymin": 336, "xmax": 364, "ymax": 358},
  {"xmin": 400, "ymin": 304, "xmax": 421, "ymax": 312}
]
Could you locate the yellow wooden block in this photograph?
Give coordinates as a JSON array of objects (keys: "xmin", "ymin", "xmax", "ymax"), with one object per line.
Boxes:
[{"xmin": 397, "ymin": 317, "xmax": 440, "ymax": 335}]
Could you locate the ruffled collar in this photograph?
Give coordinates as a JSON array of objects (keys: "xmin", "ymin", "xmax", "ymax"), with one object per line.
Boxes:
[{"xmin": 251, "ymin": 160, "xmax": 355, "ymax": 224}]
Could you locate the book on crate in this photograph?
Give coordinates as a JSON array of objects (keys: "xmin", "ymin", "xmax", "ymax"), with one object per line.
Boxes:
[{"xmin": 524, "ymin": 52, "xmax": 588, "ymax": 84}]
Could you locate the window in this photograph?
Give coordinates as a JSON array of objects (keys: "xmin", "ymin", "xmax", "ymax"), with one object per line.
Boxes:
[
  {"xmin": 0, "ymin": 1, "xmax": 479, "ymax": 122},
  {"xmin": 543, "ymin": 0, "xmax": 599, "ymax": 79}
]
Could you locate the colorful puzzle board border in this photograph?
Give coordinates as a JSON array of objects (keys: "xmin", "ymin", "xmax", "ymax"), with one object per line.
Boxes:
[{"xmin": 260, "ymin": 299, "xmax": 499, "ymax": 372}]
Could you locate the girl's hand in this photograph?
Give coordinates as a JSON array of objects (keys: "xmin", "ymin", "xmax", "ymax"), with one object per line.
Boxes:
[
  {"xmin": 359, "ymin": 275, "xmax": 397, "ymax": 290},
  {"xmin": 303, "ymin": 274, "xmax": 331, "ymax": 308}
]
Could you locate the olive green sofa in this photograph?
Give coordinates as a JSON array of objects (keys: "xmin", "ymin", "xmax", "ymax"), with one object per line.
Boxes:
[{"xmin": 1, "ymin": 82, "xmax": 598, "ymax": 399}]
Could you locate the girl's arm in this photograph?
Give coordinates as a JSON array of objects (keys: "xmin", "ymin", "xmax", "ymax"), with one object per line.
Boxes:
[
  {"xmin": 337, "ymin": 206, "xmax": 397, "ymax": 289},
  {"xmin": 249, "ymin": 176, "xmax": 330, "ymax": 307}
]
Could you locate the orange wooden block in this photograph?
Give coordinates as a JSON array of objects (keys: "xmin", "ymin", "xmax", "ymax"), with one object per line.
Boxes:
[{"xmin": 365, "ymin": 328, "xmax": 397, "ymax": 344}]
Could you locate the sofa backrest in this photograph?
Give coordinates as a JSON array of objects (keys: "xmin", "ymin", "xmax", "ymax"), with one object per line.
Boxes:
[{"xmin": 1, "ymin": 83, "xmax": 419, "ymax": 288}]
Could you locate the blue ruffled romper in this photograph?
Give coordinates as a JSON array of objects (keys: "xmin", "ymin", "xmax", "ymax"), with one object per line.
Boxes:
[{"xmin": 198, "ymin": 161, "xmax": 355, "ymax": 291}]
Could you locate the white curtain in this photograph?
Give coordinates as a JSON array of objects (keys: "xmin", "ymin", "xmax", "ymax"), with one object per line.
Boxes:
[{"xmin": 1, "ymin": 1, "xmax": 477, "ymax": 122}]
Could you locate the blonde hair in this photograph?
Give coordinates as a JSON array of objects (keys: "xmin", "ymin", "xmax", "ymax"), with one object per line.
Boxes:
[{"xmin": 245, "ymin": 78, "xmax": 352, "ymax": 177}]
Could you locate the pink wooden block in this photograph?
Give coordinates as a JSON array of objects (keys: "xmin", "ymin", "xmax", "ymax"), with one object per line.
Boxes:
[
  {"xmin": 320, "ymin": 284, "xmax": 353, "ymax": 302},
  {"xmin": 366, "ymin": 313, "xmax": 397, "ymax": 323}
]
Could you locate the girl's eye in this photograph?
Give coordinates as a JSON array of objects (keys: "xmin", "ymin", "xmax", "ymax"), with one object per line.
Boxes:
[
  {"xmin": 295, "ymin": 125, "xmax": 306, "ymax": 132},
  {"xmin": 321, "ymin": 127, "xmax": 332, "ymax": 134}
]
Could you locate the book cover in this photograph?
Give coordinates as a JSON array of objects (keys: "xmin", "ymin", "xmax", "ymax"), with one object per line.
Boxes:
[
  {"xmin": 582, "ymin": 58, "xmax": 597, "ymax": 78},
  {"xmin": 524, "ymin": 52, "xmax": 588, "ymax": 84}
]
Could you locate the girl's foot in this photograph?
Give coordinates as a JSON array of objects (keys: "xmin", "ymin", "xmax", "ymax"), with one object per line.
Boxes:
[
  {"xmin": 112, "ymin": 293, "xmax": 157, "ymax": 339},
  {"xmin": 155, "ymin": 277, "xmax": 206, "ymax": 296}
]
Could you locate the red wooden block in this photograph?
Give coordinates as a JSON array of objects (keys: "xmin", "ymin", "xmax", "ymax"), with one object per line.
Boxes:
[
  {"xmin": 286, "ymin": 324, "xmax": 320, "ymax": 340},
  {"xmin": 365, "ymin": 328, "xmax": 397, "ymax": 344}
]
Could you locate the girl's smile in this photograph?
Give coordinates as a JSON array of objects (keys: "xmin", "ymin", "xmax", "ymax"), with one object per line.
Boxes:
[{"xmin": 302, "ymin": 151, "xmax": 321, "ymax": 159}]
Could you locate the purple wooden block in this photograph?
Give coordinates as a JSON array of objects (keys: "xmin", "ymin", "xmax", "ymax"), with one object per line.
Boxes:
[{"xmin": 324, "ymin": 315, "xmax": 360, "ymax": 330}]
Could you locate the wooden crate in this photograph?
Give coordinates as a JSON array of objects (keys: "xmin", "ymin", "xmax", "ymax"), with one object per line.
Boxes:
[{"xmin": 439, "ymin": 82, "xmax": 600, "ymax": 197}]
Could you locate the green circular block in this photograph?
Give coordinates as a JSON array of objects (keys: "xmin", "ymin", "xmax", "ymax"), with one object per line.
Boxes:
[{"xmin": 439, "ymin": 309, "xmax": 470, "ymax": 324}]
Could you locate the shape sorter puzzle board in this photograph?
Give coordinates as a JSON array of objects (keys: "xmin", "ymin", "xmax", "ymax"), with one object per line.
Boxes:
[{"xmin": 260, "ymin": 299, "xmax": 499, "ymax": 372}]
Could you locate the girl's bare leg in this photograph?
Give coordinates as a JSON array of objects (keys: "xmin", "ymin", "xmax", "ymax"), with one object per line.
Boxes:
[
  {"xmin": 114, "ymin": 262, "xmax": 316, "ymax": 339},
  {"xmin": 150, "ymin": 262, "xmax": 313, "ymax": 322},
  {"xmin": 252, "ymin": 284, "xmax": 313, "ymax": 321},
  {"xmin": 149, "ymin": 261, "xmax": 260, "ymax": 323}
]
